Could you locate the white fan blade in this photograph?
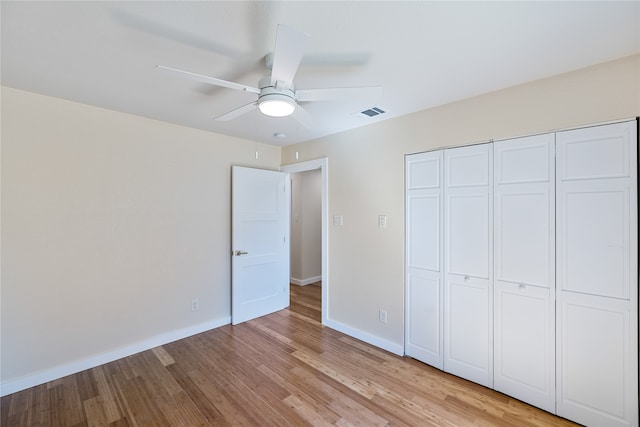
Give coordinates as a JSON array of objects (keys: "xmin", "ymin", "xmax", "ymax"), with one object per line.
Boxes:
[
  {"xmin": 156, "ymin": 65, "xmax": 261, "ymax": 94},
  {"xmin": 112, "ymin": 9, "xmax": 249, "ymax": 60},
  {"xmin": 270, "ymin": 25, "xmax": 310, "ymax": 87},
  {"xmin": 266, "ymin": 52, "xmax": 371, "ymax": 70},
  {"xmin": 301, "ymin": 52, "xmax": 371, "ymax": 67},
  {"xmin": 296, "ymin": 86, "xmax": 382, "ymax": 102},
  {"xmin": 214, "ymin": 101, "xmax": 258, "ymax": 121},
  {"xmin": 290, "ymin": 104, "xmax": 314, "ymax": 128}
]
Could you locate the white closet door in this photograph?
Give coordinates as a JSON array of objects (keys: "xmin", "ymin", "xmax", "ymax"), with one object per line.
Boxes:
[
  {"xmin": 493, "ymin": 134, "xmax": 556, "ymax": 412},
  {"xmin": 444, "ymin": 144, "xmax": 493, "ymax": 387},
  {"xmin": 405, "ymin": 151, "xmax": 444, "ymax": 368},
  {"xmin": 556, "ymin": 121, "xmax": 638, "ymax": 427}
]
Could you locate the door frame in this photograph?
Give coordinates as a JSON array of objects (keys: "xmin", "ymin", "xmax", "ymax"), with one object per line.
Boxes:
[{"xmin": 281, "ymin": 158, "xmax": 328, "ymax": 325}]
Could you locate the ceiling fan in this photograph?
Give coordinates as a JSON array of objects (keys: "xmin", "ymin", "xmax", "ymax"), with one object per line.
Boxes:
[{"xmin": 156, "ymin": 24, "xmax": 381, "ymax": 124}]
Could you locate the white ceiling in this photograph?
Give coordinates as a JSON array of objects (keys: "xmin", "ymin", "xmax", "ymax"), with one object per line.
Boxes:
[{"xmin": 2, "ymin": 1, "xmax": 639, "ymax": 146}]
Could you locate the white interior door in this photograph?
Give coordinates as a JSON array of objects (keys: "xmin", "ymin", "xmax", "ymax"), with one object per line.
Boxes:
[{"xmin": 231, "ymin": 166, "xmax": 290, "ymax": 325}]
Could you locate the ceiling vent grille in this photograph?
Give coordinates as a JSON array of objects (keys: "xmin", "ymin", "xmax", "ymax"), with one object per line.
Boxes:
[{"xmin": 360, "ymin": 107, "xmax": 386, "ymax": 117}]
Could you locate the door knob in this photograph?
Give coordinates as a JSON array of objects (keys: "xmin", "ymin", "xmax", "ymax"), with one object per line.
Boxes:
[{"xmin": 233, "ymin": 250, "xmax": 249, "ymax": 256}]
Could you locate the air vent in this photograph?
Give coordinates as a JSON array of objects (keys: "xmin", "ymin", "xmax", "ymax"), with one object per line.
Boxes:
[{"xmin": 360, "ymin": 107, "xmax": 386, "ymax": 117}]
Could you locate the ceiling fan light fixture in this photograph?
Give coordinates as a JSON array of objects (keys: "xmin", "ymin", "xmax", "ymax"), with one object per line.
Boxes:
[{"xmin": 258, "ymin": 92, "xmax": 296, "ymax": 117}]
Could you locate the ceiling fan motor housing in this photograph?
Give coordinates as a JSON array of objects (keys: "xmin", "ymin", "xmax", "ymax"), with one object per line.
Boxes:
[{"xmin": 258, "ymin": 76, "xmax": 296, "ymax": 117}]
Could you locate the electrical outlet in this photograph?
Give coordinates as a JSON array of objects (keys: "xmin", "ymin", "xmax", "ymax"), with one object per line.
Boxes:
[
  {"xmin": 379, "ymin": 309, "xmax": 387, "ymax": 324},
  {"xmin": 378, "ymin": 215, "xmax": 387, "ymax": 229},
  {"xmin": 191, "ymin": 298, "xmax": 199, "ymax": 312}
]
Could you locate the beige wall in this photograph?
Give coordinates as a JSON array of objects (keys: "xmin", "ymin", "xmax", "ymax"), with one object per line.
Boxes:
[
  {"xmin": 281, "ymin": 54, "xmax": 640, "ymax": 350},
  {"xmin": 300, "ymin": 170, "xmax": 322, "ymax": 281},
  {"xmin": 1, "ymin": 87, "xmax": 281, "ymax": 389},
  {"xmin": 290, "ymin": 172, "xmax": 303, "ymax": 280},
  {"xmin": 290, "ymin": 169, "xmax": 322, "ymax": 284}
]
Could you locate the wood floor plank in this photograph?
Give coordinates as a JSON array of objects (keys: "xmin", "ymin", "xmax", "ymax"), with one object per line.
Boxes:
[
  {"xmin": 111, "ymin": 373, "xmax": 171, "ymax": 427},
  {"xmin": 75, "ymin": 370, "xmax": 99, "ymax": 403},
  {"xmin": 1, "ymin": 283, "xmax": 580, "ymax": 426},
  {"xmin": 107, "ymin": 418, "xmax": 130, "ymax": 427},
  {"xmin": 48, "ymin": 378, "xmax": 85, "ymax": 427},
  {"xmin": 185, "ymin": 369, "xmax": 262, "ymax": 427},
  {"xmin": 156, "ymin": 391, "xmax": 210, "ymax": 427},
  {"xmin": 288, "ymin": 366, "xmax": 389, "ymax": 426},
  {"xmin": 282, "ymin": 394, "xmax": 336, "ymax": 427},
  {"xmin": 258, "ymin": 364, "xmax": 343, "ymax": 425},
  {"xmin": 291, "ymin": 350, "xmax": 377, "ymax": 400},
  {"xmin": 164, "ymin": 363, "xmax": 228, "ymax": 426},
  {"xmin": 89, "ymin": 365, "xmax": 124, "ymax": 424},
  {"xmin": 151, "ymin": 347, "xmax": 175, "ymax": 367},
  {"xmin": 4, "ymin": 386, "xmax": 31, "ymax": 426},
  {"xmin": 83, "ymin": 396, "xmax": 109, "ymax": 427}
]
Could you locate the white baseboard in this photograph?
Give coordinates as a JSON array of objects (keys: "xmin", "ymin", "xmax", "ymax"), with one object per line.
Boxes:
[
  {"xmin": 290, "ymin": 275, "xmax": 322, "ymax": 286},
  {"xmin": 323, "ymin": 318, "xmax": 404, "ymax": 356},
  {"xmin": 1, "ymin": 314, "xmax": 404, "ymax": 397},
  {"xmin": 0, "ymin": 316, "xmax": 231, "ymax": 397}
]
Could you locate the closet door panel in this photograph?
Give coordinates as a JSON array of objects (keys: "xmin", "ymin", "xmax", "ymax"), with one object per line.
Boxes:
[
  {"xmin": 407, "ymin": 154, "xmax": 441, "ymax": 189},
  {"xmin": 407, "ymin": 194, "xmax": 440, "ymax": 271},
  {"xmin": 495, "ymin": 187, "xmax": 552, "ymax": 287},
  {"xmin": 406, "ymin": 271, "xmax": 442, "ymax": 367},
  {"xmin": 495, "ymin": 137, "xmax": 551, "ymax": 184},
  {"xmin": 559, "ymin": 123, "xmax": 631, "ymax": 181},
  {"xmin": 446, "ymin": 191, "xmax": 490, "ymax": 279},
  {"xmin": 494, "ymin": 282, "xmax": 554, "ymax": 412},
  {"xmin": 446, "ymin": 147, "xmax": 490, "ymax": 187},
  {"xmin": 444, "ymin": 275, "xmax": 491, "ymax": 386},
  {"xmin": 559, "ymin": 292, "xmax": 632, "ymax": 427},
  {"xmin": 559, "ymin": 179, "xmax": 629, "ymax": 299}
]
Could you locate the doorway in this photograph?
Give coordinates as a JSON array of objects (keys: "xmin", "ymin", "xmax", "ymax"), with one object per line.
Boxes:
[
  {"xmin": 281, "ymin": 158, "xmax": 328, "ymax": 325},
  {"xmin": 290, "ymin": 169, "xmax": 322, "ymax": 286}
]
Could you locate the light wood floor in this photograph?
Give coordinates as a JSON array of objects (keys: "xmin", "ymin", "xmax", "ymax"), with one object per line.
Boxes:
[{"xmin": 2, "ymin": 282, "xmax": 578, "ymax": 426}]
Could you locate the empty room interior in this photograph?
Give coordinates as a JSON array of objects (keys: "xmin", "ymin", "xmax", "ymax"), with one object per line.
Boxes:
[{"xmin": 1, "ymin": 1, "xmax": 639, "ymax": 426}]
